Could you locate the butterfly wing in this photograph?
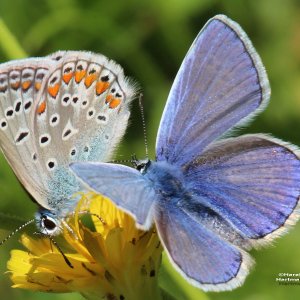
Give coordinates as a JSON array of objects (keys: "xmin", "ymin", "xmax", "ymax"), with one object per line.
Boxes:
[
  {"xmin": 156, "ymin": 15, "xmax": 270, "ymax": 166},
  {"xmin": 182, "ymin": 134, "xmax": 300, "ymax": 246},
  {"xmin": 30, "ymin": 51, "xmax": 136, "ymax": 212},
  {"xmin": 70, "ymin": 162, "xmax": 157, "ymax": 230},
  {"xmin": 0, "ymin": 57, "xmax": 56, "ymax": 207},
  {"xmin": 0, "ymin": 51, "xmax": 136, "ymax": 213},
  {"xmin": 155, "ymin": 198, "xmax": 253, "ymax": 291},
  {"xmin": 153, "ymin": 14, "xmax": 300, "ymax": 290},
  {"xmin": 42, "ymin": 51, "xmax": 135, "ymax": 163}
]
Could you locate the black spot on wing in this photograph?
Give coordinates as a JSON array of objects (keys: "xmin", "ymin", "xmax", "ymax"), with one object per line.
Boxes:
[{"xmin": 16, "ymin": 131, "xmax": 29, "ymax": 143}]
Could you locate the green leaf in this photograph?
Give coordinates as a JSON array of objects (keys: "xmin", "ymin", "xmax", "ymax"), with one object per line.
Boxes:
[
  {"xmin": 0, "ymin": 213, "xmax": 28, "ymax": 232},
  {"xmin": 161, "ymin": 288, "xmax": 177, "ymax": 300},
  {"xmin": 0, "ymin": 19, "xmax": 27, "ymax": 59}
]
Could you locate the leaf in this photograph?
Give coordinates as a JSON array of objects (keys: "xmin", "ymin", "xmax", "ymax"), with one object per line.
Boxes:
[
  {"xmin": 0, "ymin": 19, "xmax": 27, "ymax": 59},
  {"xmin": 0, "ymin": 212, "xmax": 28, "ymax": 232}
]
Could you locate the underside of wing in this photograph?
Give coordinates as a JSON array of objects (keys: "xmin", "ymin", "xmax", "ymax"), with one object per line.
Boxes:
[
  {"xmin": 0, "ymin": 57, "xmax": 56, "ymax": 208},
  {"xmin": 30, "ymin": 51, "xmax": 137, "ymax": 212},
  {"xmin": 156, "ymin": 15, "xmax": 270, "ymax": 166},
  {"xmin": 0, "ymin": 51, "xmax": 137, "ymax": 213}
]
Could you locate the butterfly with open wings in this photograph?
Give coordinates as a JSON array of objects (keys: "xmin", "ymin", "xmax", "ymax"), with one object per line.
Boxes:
[{"xmin": 71, "ymin": 15, "xmax": 300, "ymax": 291}]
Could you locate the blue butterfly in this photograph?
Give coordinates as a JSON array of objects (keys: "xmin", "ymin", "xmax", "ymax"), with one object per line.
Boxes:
[{"xmin": 71, "ymin": 15, "xmax": 300, "ymax": 291}]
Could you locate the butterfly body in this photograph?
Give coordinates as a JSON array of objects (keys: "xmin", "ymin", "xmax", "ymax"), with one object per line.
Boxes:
[
  {"xmin": 0, "ymin": 51, "xmax": 136, "ymax": 235},
  {"xmin": 142, "ymin": 160, "xmax": 185, "ymax": 199},
  {"xmin": 71, "ymin": 15, "xmax": 300, "ymax": 291}
]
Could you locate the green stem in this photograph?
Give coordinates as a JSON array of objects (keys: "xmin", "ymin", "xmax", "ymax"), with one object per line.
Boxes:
[{"xmin": 0, "ymin": 18, "xmax": 27, "ymax": 59}]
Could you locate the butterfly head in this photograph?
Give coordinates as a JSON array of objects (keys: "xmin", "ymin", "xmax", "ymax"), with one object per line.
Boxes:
[
  {"xmin": 131, "ymin": 155, "xmax": 151, "ymax": 174},
  {"xmin": 35, "ymin": 210, "xmax": 62, "ymax": 236}
]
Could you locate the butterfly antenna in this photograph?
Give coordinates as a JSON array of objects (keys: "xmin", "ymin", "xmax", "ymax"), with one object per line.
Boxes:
[
  {"xmin": 130, "ymin": 153, "xmax": 138, "ymax": 168},
  {"xmin": 138, "ymin": 93, "xmax": 149, "ymax": 159},
  {"xmin": 0, "ymin": 219, "xmax": 35, "ymax": 246},
  {"xmin": 108, "ymin": 159, "xmax": 132, "ymax": 164}
]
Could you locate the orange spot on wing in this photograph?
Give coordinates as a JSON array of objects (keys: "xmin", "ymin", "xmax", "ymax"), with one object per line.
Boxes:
[
  {"xmin": 35, "ymin": 82, "xmax": 42, "ymax": 91},
  {"xmin": 105, "ymin": 94, "xmax": 113, "ymax": 104},
  {"xmin": 48, "ymin": 83, "xmax": 60, "ymax": 98},
  {"xmin": 75, "ymin": 70, "xmax": 86, "ymax": 83},
  {"xmin": 96, "ymin": 82, "xmax": 109, "ymax": 95},
  {"xmin": 22, "ymin": 80, "xmax": 32, "ymax": 91},
  {"xmin": 85, "ymin": 74, "xmax": 97, "ymax": 88},
  {"xmin": 63, "ymin": 73, "xmax": 73, "ymax": 84},
  {"xmin": 109, "ymin": 98, "xmax": 121, "ymax": 109},
  {"xmin": 37, "ymin": 101, "xmax": 46, "ymax": 114},
  {"xmin": 11, "ymin": 82, "xmax": 20, "ymax": 90}
]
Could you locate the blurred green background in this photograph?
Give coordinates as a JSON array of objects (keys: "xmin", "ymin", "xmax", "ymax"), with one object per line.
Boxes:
[{"xmin": 0, "ymin": 0, "xmax": 300, "ymax": 299}]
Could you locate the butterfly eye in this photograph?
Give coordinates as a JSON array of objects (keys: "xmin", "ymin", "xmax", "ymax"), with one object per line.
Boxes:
[
  {"xmin": 136, "ymin": 164, "xmax": 145, "ymax": 172},
  {"xmin": 42, "ymin": 216, "xmax": 57, "ymax": 231},
  {"xmin": 136, "ymin": 160, "xmax": 151, "ymax": 174}
]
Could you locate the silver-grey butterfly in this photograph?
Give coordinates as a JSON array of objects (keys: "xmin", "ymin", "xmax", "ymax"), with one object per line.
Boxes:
[{"xmin": 0, "ymin": 51, "xmax": 135, "ymax": 237}]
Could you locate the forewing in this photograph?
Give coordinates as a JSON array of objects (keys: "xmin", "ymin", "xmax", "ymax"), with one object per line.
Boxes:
[
  {"xmin": 183, "ymin": 134, "xmax": 300, "ymax": 246},
  {"xmin": 0, "ymin": 51, "xmax": 136, "ymax": 212},
  {"xmin": 0, "ymin": 57, "xmax": 56, "ymax": 207},
  {"xmin": 155, "ymin": 199, "xmax": 253, "ymax": 291},
  {"xmin": 156, "ymin": 15, "xmax": 270, "ymax": 166},
  {"xmin": 71, "ymin": 162, "xmax": 157, "ymax": 230},
  {"xmin": 30, "ymin": 51, "xmax": 136, "ymax": 211}
]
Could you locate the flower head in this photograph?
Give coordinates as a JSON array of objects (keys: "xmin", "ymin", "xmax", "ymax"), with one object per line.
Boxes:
[{"xmin": 7, "ymin": 193, "xmax": 163, "ymax": 300}]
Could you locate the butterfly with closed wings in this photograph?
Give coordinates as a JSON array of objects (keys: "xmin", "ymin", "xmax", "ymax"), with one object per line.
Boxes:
[
  {"xmin": 71, "ymin": 15, "xmax": 300, "ymax": 291},
  {"xmin": 0, "ymin": 51, "xmax": 135, "ymax": 242}
]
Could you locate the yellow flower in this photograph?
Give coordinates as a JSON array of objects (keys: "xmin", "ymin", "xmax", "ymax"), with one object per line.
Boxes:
[{"xmin": 7, "ymin": 193, "xmax": 163, "ymax": 300}]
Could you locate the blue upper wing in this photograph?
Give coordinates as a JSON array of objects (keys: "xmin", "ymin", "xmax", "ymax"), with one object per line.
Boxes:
[
  {"xmin": 182, "ymin": 134, "xmax": 300, "ymax": 245},
  {"xmin": 155, "ymin": 197, "xmax": 253, "ymax": 291},
  {"xmin": 156, "ymin": 15, "xmax": 270, "ymax": 166},
  {"xmin": 70, "ymin": 162, "xmax": 157, "ymax": 230}
]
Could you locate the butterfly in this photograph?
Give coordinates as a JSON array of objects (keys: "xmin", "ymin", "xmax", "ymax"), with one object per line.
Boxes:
[
  {"xmin": 71, "ymin": 15, "xmax": 300, "ymax": 291},
  {"xmin": 0, "ymin": 51, "xmax": 135, "ymax": 238}
]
